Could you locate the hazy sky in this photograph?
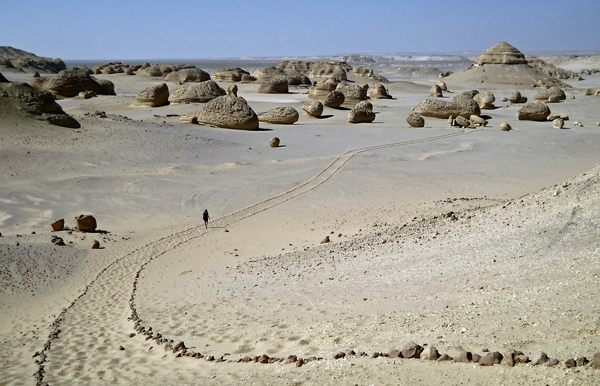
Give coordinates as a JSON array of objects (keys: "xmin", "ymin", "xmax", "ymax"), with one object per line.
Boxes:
[{"xmin": 3, "ymin": 0, "xmax": 599, "ymax": 59}]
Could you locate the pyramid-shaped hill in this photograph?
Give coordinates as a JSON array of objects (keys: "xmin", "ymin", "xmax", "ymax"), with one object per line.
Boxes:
[{"xmin": 443, "ymin": 42, "xmax": 571, "ymax": 89}]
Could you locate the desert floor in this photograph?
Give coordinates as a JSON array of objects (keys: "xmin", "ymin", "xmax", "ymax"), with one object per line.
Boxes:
[{"xmin": 1, "ymin": 64, "xmax": 600, "ymax": 385}]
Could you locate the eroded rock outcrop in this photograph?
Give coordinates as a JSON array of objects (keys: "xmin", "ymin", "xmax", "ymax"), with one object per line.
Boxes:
[
  {"xmin": 32, "ymin": 68, "xmax": 115, "ymax": 98},
  {"xmin": 323, "ymin": 90, "xmax": 345, "ymax": 108},
  {"xmin": 168, "ymin": 81, "xmax": 226, "ymax": 103},
  {"xmin": 212, "ymin": 67, "xmax": 250, "ymax": 82},
  {"xmin": 181, "ymin": 95, "xmax": 259, "ymax": 130},
  {"xmin": 336, "ymin": 82, "xmax": 368, "ymax": 102},
  {"xmin": 134, "ymin": 83, "xmax": 169, "ymax": 107},
  {"xmin": 413, "ymin": 97, "xmax": 480, "ymax": 119},
  {"xmin": 258, "ymin": 77, "xmax": 289, "ymax": 93},
  {"xmin": 0, "ymin": 46, "xmax": 66, "ymax": 73}
]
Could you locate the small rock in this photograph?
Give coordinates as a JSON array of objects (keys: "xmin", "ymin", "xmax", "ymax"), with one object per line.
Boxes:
[
  {"xmin": 51, "ymin": 236, "xmax": 65, "ymax": 246},
  {"xmin": 51, "ymin": 219, "xmax": 65, "ymax": 232},
  {"xmin": 501, "ymin": 122, "xmax": 512, "ymax": 131},
  {"xmin": 531, "ymin": 352, "xmax": 549, "ymax": 366},
  {"xmin": 472, "ymin": 353, "xmax": 481, "ymax": 363},
  {"xmin": 91, "ymin": 240, "xmax": 100, "ymax": 249},
  {"xmin": 454, "ymin": 352, "xmax": 472, "ymax": 363},
  {"xmin": 515, "ymin": 354, "xmax": 529, "ymax": 364},
  {"xmin": 552, "ymin": 118, "xmax": 564, "ymax": 129},
  {"xmin": 119, "ymin": 346, "xmax": 125, "ymax": 351},
  {"xmin": 565, "ymin": 358, "xmax": 576, "ymax": 368},
  {"xmin": 269, "ymin": 137, "xmax": 280, "ymax": 148},
  {"xmin": 402, "ymin": 342, "xmax": 423, "ymax": 359},
  {"xmin": 592, "ymin": 352, "xmax": 600, "ymax": 369},
  {"xmin": 284, "ymin": 355, "xmax": 297, "ymax": 364},
  {"xmin": 430, "ymin": 84, "xmax": 443, "ymax": 97},
  {"xmin": 547, "ymin": 358, "xmax": 559, "ymax": 367},
  {"xmin": 470, "ymin": 115, "xmax": 488, "ymax": 127},
  {"xmin": 502, "ymin": 97, "xmax": 508, "ymax": 102},
  {"xmin": 296, "ymin": 358, "xmax": 304, "ymax": 367},
  {"xmin": 258, "ymin": 354, "xmax": 270, "ymax": 364},
  {"xmin": 436, "ymin": 354, "xmax": 453, "ymax": 362},
  {"xmin": 573, "ymin": 121, "xmax": 583, "ymax": 127},
  {"xmin": 333, "ymin": 351, "xmax": 346, "ymax": 359},
  {"xmin": 75, "ymin": 214, "xmax": 97, "ymax": 232},
  {"xmin": 596, "ymin": 122, "xmax": 600, "ymax": 127},
  {"xmin": 576, "ymin": 356, "xmax": 589, "ymax": 367},
  {"xmin": 387, "ymin": 349, "xmax": 401, "ymax": 359},
  {"xmin": 406, "ymin": 112, "xmax": 425, "ymax": 127},
  {"xmin": 302, "ymin": 100, "xmax": 324, "ymax": 117},
  {"xmin": 320, "ymin": 236, "xmax": 330, "ymax": 244},
  {"xmin": 129, "ymin": 333, "xmax": 136, "ymax": 338},
  {"xmin": 455, "ymin": 116, "xmax": 470, "ymax": 127},
  {"xmin": 227, "ymin": 84, "xmax": 238, "ymax": 97},
  {"xmin": 420, "ymin": 346, "xmax": 440, "ymax": 360},
  {"xmin": 479, "ymin": 352, "xmax": 503, "ymax": 366}
]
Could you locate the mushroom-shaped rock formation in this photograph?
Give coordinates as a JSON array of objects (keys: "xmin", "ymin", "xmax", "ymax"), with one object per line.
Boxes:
[
  {"xmin": 347, "ymin": 106, "xmax": 375, "ymax": 123},
  {"xmin": 473, "ymin": 91, "xmax": 496, "ymax": 109},
  {"xmin": 475, "ymin": 42, "xmax": 528, "ymax": 65},
  {"xmin": 168, "ymin": 81, "xmax": 226, "ymax": 104},
  {"xmin": 181, "ymin": 95, "xmax": 259, "ymax": 130},
  {"xmin": 406, "ymin": 112, "xmax": 425, "ymax": 127},
  {"xmin": 370, "ymin": 83, "xmax": 392, "ymax": 99},
  {"xmin": 533, "ymin": 86, "xmax": 566, "ymax": 103},
  {"xmin": 164, "ymin": 68, "xmax": 210, "ymax": 83},
  {"xmin": 258, "ymin": 77, "xmax": 289, "ymax": 93},
  {"xmin": 258, "ymin": 106, "xmax": 299, "ymax": 124},
  {"xmin": 413, "ymin": 98, "xmax": 480, "ymax": 119},
  {"xmin": 516, "ymin": 102, "xmax": 551, "ymax": 121},
  {"xmin": 212, "ymin": 67, "xmax": 250, "ymax": 82},
  {"xmin": 336, "ymin": 81, "xmax": 368, "ymax": 102},
  {"xmin": 302, "ymin": 100, "xmax": 323, "ymax": 117},
  {"xmin": 323, "ymin": 90, "xmax": 345, "ymax": 108},
  {"xmin": 32, "ymin": 68, "xmax": 115, "ymax": 98},
  {"xmin": 134, "ymin": 83, "xmax": 169, "ymax": 107}
]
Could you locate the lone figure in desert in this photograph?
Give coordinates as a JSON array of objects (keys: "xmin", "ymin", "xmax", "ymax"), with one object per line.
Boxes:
[{"xmin": 203, "ymin": 209, "xmax": 210, "ymax": 228}]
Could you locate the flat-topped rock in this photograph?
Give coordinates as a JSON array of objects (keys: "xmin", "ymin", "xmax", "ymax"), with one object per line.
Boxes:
[
  {"xmin": 212, "ymin": 67, "xmax": 250, "ymax": 82},
  {"xmin": 517, "ymin": 102, "xmax": 551, "ymax": 121},
  {"xmin": 168, "ymin": 81, "xmax": 226, "ymax": 103},
  {"xmin": 258, "ymin": 77, "xmax": 288, "ymax": 93},
  {"xmin": 258, "ymin": 106, "xmax": 299, "ymax": 124},
  {"xmin": 413, "ymin": 98, "xmax": 480, "ymax": 119},
  {"xmin": 475, "ymin": 42, "xmax": 528, "ymax": 65}
]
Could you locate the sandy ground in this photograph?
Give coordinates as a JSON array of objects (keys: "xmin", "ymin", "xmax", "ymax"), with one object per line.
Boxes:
[{"xmin": 1, "ymin": 60, "xmax": 600, "ymax": 385}]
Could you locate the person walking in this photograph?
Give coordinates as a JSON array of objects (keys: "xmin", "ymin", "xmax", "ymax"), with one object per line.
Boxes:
[{"xmin": 203, "ymin": 209, "xmax": 210, "ymax": 228}]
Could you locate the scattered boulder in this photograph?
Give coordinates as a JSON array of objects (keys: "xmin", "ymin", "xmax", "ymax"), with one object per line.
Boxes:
[
  {"xmin": 413, "ymin": 98, "xmax": 480, "ymax": 119},
  {"xmin": 285, "ymin": 70, "xmax": 311, "ymax": 85},
  {"xmin": 470, "ymin": 115, "xmax": 488, "ymax": 126},
  {"xmin": 258, "ymin": 77, "xmax": 288, "ymax": 93},
  {"xmin": 269, "ymin": 137, "xmax": 280, "ymax": 147},
  {"xmin": 32, "ymin": 68, "xmax": 115, "ymax": 97},
  {"xmin": 479, "ymin": 352, "xmax": 503, "ymax": 366},
  {"xmin": 0, "ymin": 81, "xmax": 80, "ymax": 127},
  {"xmin": 430, "ymin": 84, "xmax": 443, "ymax": 97},
  {"xmin": 91, "ymin": 240, "xmax": 100, "ymax": 249},
  {"xmin": 509, "ymin": 90, "xmax": 527, "ymax": 104},
  {"xmin": 387, "ymin": 350, "xmax": 402, "ymax": 359},
  {"xmin": 134, "ymin": 83, "xmax": 169, "ymax": 107},
  {"xmin": 51, "ymin": 219, "xmax": 64, "ymax": 231},
  {"xmin": 370, "ymin": 83, "xmax": 392, "ymax": 99},
  {"xmin": 501, "ymin": 122, "xmax": 512, "ymax": 131},
  {"xmin": 51, "ymin": 236, "xmax": 65, "ymax": 246},
  {"xmin": 336, "ymin": 82, "xmax": 368, "ymax": 102},
  {"xmin": 502, "ymin": 349, "xmax": 526, "ymax": 367},
  {"xmin": 168, "ymin": 81, "xmax": 226, "ymax": 104},
  {"xmin": 180, "ymin": 95, "xmax": 259, "ymax": 130},
  {"xmin": 552, "ymin": 118, "xmax": 564, "ymax": 129},
  {"xmin": 576, "ymin": 357, "xmax": 589, "ymax": 367},
  {"xmin": 164, "ymin": 68, "xmax": 210, "ymax": 83},
  {"xmin": 355, "ymin": 100, "xmax": 373, "ymax": 111},
  {"xmin": 420, "ymin": 347, "xmax": 440, "ymax": 361},
  {"xmin": 516, "ymin": 102, "xmax": 551, "ymax": 121},
  {"xmin": 533, "ymin": 86, "xmax": 566, "ymax": 102},
  {"xmin": 212, "ymin": 67, "xmax": 250, "ymax": 82},
  {"xmin": 258, "ymin": 106, "xmax": 299, "ymax": 124},
  {"xmin": 455, "ymin": 116, "xmax": 471, "ymax": 127},
  {"xmin": 347, "ymin": 106, "xmax": 375, "ymax": 123},
  {"xmin": 585, "ymin": 87, "xmax": 600, "ymax": 96},
  {"xmin": 401, "ymin": 342, "xmax": 423, "ymax": 359},
  {"xmin": 574, "ymin": 121, "xmax": 583, "ymax": 127},
  {"xmin": 323, "ymin": 90, "xmax": 345, "ymax": 108},
  {"xmin": 406, "ymin": 112, "xmax": 425, "ymax": 127},
  {"xmin": 308, "ymin": 78, "xmax": 339, "ymax": 99},
  {"xmin": 593, "ymin": 352, "xmax": 600, "ymax": 369},
  {"xmin": 76, "ymin": 214, "xmax": 97, "ymax": 232},
  {"xmin": 302, "ymin": 100, "xmax": 323, "ymax": 117},
  {"xmin": 565, "ymin": 358, "xmax": 576, "ymax": 368},
  {"xmin": 473, "ymin": 91, "xmax": 495, "ymax": 109}
]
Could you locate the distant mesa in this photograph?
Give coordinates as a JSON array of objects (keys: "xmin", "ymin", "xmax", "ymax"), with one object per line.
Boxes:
[
  {"xmin": 32, "ymin": 68, "xmax": 115, "ymax": 98},
  {"xmin": 0, "ymin": 72, "xmax": 80, "ymax": 128},
  {"xmin": 394, "ymin": 67, "xmax": 443, "ymax": 77},
  {"xmin": 0, "ymin": 46, "xmax": 66, "ymax": 74},
  {"xmin": 180, "ymin": 95, "xmax": 259, "ymax": 130},
  {"xmin": 444, "ymin": 42, "xmax": 571, "ymax": 89},
  {"xmin": 343, "ymin": 54, "xmax": 375, "ymax": 63},
  {"xmin": 168, "ymin": 80, "xmax": 226, "ymax": 104}
]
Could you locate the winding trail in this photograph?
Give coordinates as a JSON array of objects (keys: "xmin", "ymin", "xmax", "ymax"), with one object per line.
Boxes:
[{"xmin": 35, "ymin": 129, "xmax": 476, "ymax": 385}]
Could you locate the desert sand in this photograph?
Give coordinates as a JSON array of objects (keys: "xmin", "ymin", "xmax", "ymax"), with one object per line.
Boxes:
[{"xmin": 1, "ymin": 51, "xmax": 600, "ymax": 386}]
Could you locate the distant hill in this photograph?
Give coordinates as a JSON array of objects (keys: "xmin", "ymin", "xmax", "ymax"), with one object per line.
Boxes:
[
  {"xmin": 0, "ymin": 46, "xmax": 65, "ymax": 73},
  {"xmin": 0, "ymin": 46, "xmax": 39, "ymax": 58}
]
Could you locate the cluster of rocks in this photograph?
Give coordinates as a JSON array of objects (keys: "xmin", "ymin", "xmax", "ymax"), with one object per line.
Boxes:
[
  {"xmin": 250, "ymin": 66, "xmax": 311, "ymax": 86},
  {"xmin": 449, "ymin": 114, "xmax": 488, "ymax": 128},
  {"xmin": 212, "ymin": 67, "xmax": 250, "ymax": 82},
  {"xmin": 136, "ymin": 63, "xmax": 210, "ymax": 83},
  {"xmin": 0, "ymin": 73, "xmax": 80, "ymax": 127},
  {"xmin": 533, "ymin": 86, "xmax": 566, "ymax": 103},
  {"xmin": 92, "ymin": 62, "xmax": 141, "ymax": 75},
  {"xmin": 585, "ymin": 87, "xmax": 600, "ymax": 96},
  {"xmin": 180, "ymin": 95, "xmax": 259, "ymax": 130},
  {"xmin": 525, "ymin": 56, "xmax": 583, "ymax": 80},
  {"xmin": 351, "ymin": 66, "xmax": 389, "ymax": 82},
  {"xmin": 0, "ymin": 46, "xmax": 66, "ymax": 73},
  {"xmin": 32, "ymin": 68, "xmax": 115, "ymax": 98},
  {"xmin": 276, "ymin": 60, "xmax": 352, "ymax": 80}
]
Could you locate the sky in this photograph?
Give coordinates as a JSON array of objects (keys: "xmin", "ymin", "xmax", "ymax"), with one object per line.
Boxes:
[{"xmin": 2, "ymin": 0, "xmax": 600, "ymax": 60}]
